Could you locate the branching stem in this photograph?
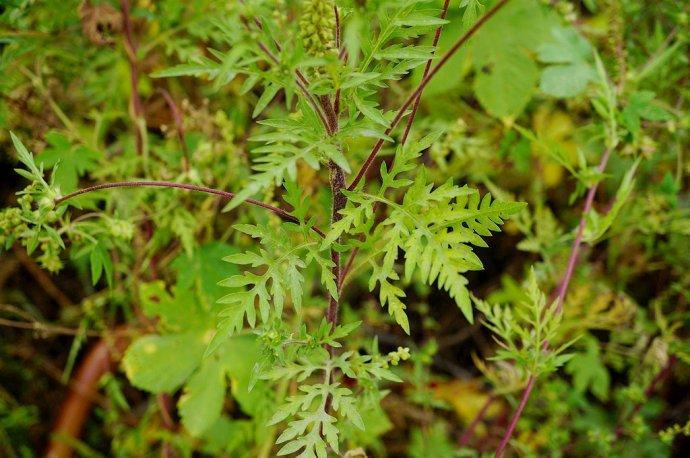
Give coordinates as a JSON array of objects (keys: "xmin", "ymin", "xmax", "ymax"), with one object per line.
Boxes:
[
  {"xmin": 348, "ymin": 0, "xmax": 512, "ymax": 191},
  {"xmin": 339, "ymin": 0, "xmax": 453, "ymax": 292},
  {"xmin": 54, "ymin": 181, "xmax": 325, "ymax": 238}
]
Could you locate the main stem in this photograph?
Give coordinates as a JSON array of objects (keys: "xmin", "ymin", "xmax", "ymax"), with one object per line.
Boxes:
[{"xmin": 326, "ymin": 163, "xmax": 345, "ymax": 331}]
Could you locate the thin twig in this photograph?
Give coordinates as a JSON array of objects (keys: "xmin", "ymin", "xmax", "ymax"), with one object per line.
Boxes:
[
  {"xmin": 54, "ymin": 180, "xmax": 326, "ymax": 238},
  {"xmin": 120, "ymin": 0, "xmax": 145, "ymax": 156},
  {"xmin": 459, "ymin": 394, "xmax": 498, "ymax": 446},
  {"xmin": 348, "ymin": 0, "xmax": 512, "ymax": 191},
  {"xmin": 495, "ymin": 147, "xmax": 613, "ymax": 457},
  {"xmin": 615, "ymin": 355, "xmax": 678, "ymax": 438},
  {"xmin": 0, "ymin": 317, "xmax": 100, "ymax": 337},
  {"xmin": 12, "ymin": 244, "xmax": 73, "ymax": 308},
  {"xmin": 158, "ymin": 88, "xmax": 190, "ymax": 171}
]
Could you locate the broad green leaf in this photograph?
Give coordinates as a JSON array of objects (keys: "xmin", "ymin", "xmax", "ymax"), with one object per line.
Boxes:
[
  {"xmin": 178, "ymin": 357, "xmax": 226, "ymax": 436},
  {"xmin": 416, "ymin": 0, "xmax": 559, "ymax": 116},
  {"xmin": 621, "ymin": 91, "xmax": 673, "ymax": 134},
  {"xmin": 474, "ymin": 51, "xmax": 539, "ymax": 118},
  {"xmin": 122, "ymin": 332, "xmax": 207, "ymax": 393},
  {"xmin": 139, "ymin": 281, "xmax": 211, "ymax": 332},
  {"xmin": 565, "ymin": 337, "xmax": 610, "ymax": 400},
  {"xmin": 537, "ymin": 26, "xmax": 596, "ymax": 98}
]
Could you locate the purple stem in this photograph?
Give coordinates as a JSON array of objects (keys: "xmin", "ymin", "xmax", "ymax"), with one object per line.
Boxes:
[
  {"xmin": 54, "ymin": 180, "xmax": 325, "ymax": 238},
  {"xmin": 495, "ymin": 147, "xmax": 613, "ymax": 457},
  {"xmin": 459, "ymin": 394, "xmax": 497, "ymax": 446},
  {"xmin": 347, "ymin": 0, "xmax": 512, "ymax": 191}
]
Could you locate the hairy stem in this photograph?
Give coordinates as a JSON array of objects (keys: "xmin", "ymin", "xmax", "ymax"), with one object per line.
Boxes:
[
  {"xmin": 326, "ymin": 162, "xmax": 346, "ymax": 332},
  {"xmin": 348, "ymin": 0, "xmax": 512, "ymax": 191},
  {"xmin": 54, "ymin": 181, "xmax": 325, "ymax": 238}
]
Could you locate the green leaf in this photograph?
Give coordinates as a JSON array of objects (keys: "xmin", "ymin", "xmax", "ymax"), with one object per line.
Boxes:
[
  {"xmin": 353, "ymin": 94, "xmax": 390, "ymax": 128},
  {"xmin": 88, "ymin": 241, "xmax": 113, "ymax": 286},
  {"xmin": 415, "ymin": 0, "xmax": 559, "ymax": 116},
  {"xmin": 178, "ymin": 357, "xmax": 226, "ymax": 436},
  {"xmin": 583, "ymin": 160, "xmax": 639, "ymax": 243},
  {"xmin": 460, "ymin": 0, "xmax": 486, "ymax": 30},
  {"xmin": 621, "ymin": 91, "xmax": 673, "ymax": 134},
  {"xmin": 252, "ymin": 83, "xmax": 281, "ymax": 118},
  {"xmin": 11, "ymin": 132, "xmax": 43, "ymax": 179},
  {"xmin": 36, "ymin": 131, "xmax": 101, "ymax": 193},
  {"xmin": 171, "ymin": 242, "xmax": 240, "ymax": 307},
  {"xmin": 537, "ymin": 26, "xmax": 596, "ymax": 98},
  {"xmin": 375, "ymin": 44, "xmax": 435, "ymax": 61},
  {"xmin": 122, "ymin": 332, "xmax": 206, "ymax": 393},
  {"xmin": 139, "ymin": 281, "xmax": 211, "ymax": 332},
  {"xmin": 395, "ymin": 13, "xmax": 449, "ymax": 28},
  {"xmin": 565, "ymin": 337, "xmax": 610, "ymax": 401},
  {"xmin": 474, "ymin": 51, "xmax": 539, "ymax": 119},
  {"xmin": 219, "ymin": 335, "xmax": 271, "ymax": 417}
]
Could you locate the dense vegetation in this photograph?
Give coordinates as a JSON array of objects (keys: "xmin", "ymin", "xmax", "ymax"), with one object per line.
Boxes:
[{"xmin": 1, "ymin": 0, "xmax": 689, "ymax": 456}]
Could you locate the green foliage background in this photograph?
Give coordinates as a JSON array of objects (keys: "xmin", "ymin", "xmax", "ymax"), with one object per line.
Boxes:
[{"xmin": 1, "ymin": 0, "xmax": 689, "ymax": 456}]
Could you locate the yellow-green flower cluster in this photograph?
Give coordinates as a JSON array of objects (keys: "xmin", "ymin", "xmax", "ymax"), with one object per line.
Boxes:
[
  {"xmin": 0, "ymin": 207, "xmax": 26, "ymax": 248},
  {"xmin": 386, "ymin": 346, "xmax": 411, "ymax": 366},
  {"xmin": 299, "ymin": 0, "xmax": 336, "ymax": 58},
  {"xmin": 1, "ymin": 183, "xmax": 63, "ymax": 272}
]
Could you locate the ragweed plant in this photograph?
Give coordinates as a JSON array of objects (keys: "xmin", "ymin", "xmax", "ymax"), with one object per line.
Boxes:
[
  {"xmin": 2, "ymin": 0, "xmax": 689, "ymax": 457},
  {"xmin": 4, "ymin": 0, "xmax": 525, "ymax": 454}
]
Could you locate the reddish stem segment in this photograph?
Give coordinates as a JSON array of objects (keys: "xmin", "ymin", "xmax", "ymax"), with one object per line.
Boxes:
[
  {"xmin": 495, "ymin": 148, "xmax": 613, "ymax": 457},
  {"xmin": 348, "ymin": 0, "xmax": 512, "ymax": 191},
  {"xmin": 158, "ymin": 88, "xmax": 189, "ymax": 171},
  {"xmin": 553, "ymin": 148, "xmax": 612, "ymax": 313},
  {"xmin": 338, "ymin": 0, "xmax": 453, "ymax": 291},
  {"xmin": 494, "ymin": 376, "xmax": 536, "ymax": 456},
  {"xmin": 54, "ymin": 181, "xmax": 325, "ymax": 238},
  {"xmin": 120, "ymin": 0, "xmax": 145, "ymax": 156},
  {"xmin": 401, "ymin": 0, "xmax": 451, "ymax": 144},
  {"xmin": 615, "ymin": 355, "xmax": 678, "ymax": 438},
  {"xmin": 45, "ymin": 332, "xmax": 129, "ymax": 458},
  {"xmin": 459, "ymin": 394, "xmax": 497, "ymax": 446}
]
